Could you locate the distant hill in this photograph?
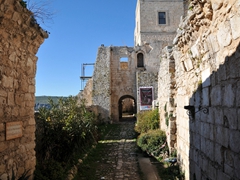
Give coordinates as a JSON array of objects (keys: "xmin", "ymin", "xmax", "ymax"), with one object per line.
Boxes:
[{"xmin": 35, "ymin": 96, "xmax": 66, "ymax": 104}]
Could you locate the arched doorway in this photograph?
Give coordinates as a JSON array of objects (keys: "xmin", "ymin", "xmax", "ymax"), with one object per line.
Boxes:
[{"xmin": 118, "ymin": 95, "xmax": 136, "ymax": 121}]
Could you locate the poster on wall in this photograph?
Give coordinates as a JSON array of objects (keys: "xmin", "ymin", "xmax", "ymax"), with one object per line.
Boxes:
[{"xmin": 139, "ymin": 86, "xmax": 153, "ymax": 110}]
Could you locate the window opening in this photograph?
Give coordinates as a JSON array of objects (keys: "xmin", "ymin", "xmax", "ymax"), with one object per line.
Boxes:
[
  {"xmin": 120, "ymin": 57, "xmax": 128, "ymax": 70},
  {"xmin": 137, "ymin": 53, "xmax": 144, "ymax": 67},
  {"xmin": 158, "ymin": 12, "xmax": 166, "ymax": 24},
  {"xmin": 120, "ymin": 57, "xmax": 128, "ymax": 62}
]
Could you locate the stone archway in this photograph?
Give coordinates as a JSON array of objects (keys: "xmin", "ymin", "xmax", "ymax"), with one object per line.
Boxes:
[{"xmin": 118, "ymin": 95, "xmax": 136, "ymax": 120}]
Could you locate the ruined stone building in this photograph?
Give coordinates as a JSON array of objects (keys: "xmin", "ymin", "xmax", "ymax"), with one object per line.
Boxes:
[
  {"xmin": 80, "ymin": 0, "xmax": 185, "ymax": 121},
  {"xmin": 0, "ymin": 0, "xmax": 47, "ymax": 179}
]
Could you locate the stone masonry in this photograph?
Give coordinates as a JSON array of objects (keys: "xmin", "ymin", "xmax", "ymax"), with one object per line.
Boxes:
[
  {"xmin": 0, "ymin": 0, "xmax": 47, "ymax": 179},
  {"xmin": 158, "ymin": 0, "xmax": 240, "ymax": 179}
]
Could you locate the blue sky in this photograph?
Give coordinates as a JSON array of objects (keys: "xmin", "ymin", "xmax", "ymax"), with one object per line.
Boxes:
[{"xmin": 33, "ymin": 0, "xmax": 137, "ymax": 96}]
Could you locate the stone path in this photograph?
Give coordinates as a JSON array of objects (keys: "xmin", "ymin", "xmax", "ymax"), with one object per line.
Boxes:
[
  {"xmin": 78, "ymin": 120, "xmax": 161, "ymax": 180},
  {"xmin": 95, "ymin": 121, "xmax": 141, "ymax": 180},
  {"xmin": 77, "ymin": 121, "xmax": 160, "ymax": 180}
]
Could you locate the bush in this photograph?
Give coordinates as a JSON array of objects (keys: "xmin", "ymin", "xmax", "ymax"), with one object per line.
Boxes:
[
  {"xmin": 34, "ymin": 160, "xmax": 65, "ymax": 180},
  {"xmin": 135, "ymin": 108, "xmax": 159, "ymax": 134},
  {"xmin": 35, "ymin": 96, "xmax": 98, "ymax": 178},
  {"xmin": 137, "ymin": 129, "xmax": 168, "ymax": 157}
]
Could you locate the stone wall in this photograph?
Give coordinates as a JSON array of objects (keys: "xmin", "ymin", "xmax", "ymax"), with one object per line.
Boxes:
[
  {"xmin": 0, "ymin": 0, "xmax": 47, "ymax": 179},
  {"xmin": 77, "ymin": 78, "xmax": 93, "ymax": 107},
  {"xmin": 92, "ymin": 46, "xmax": 111, "ymax": 120},
  {"xmin": 110, "ymin": 46, "xmax": 136, "ymax": 120},
  {"xmin": 158, "ymin": 0, "xmax": 240, "ymax": 179},
  {"xmin": 158, "ymin": 46, "xmax": 176, "ymax": 152}
]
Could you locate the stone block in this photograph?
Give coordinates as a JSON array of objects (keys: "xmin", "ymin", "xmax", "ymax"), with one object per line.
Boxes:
[
  {"xmin": 191, "ymin": 149, "xmax": 199, "ymax": 164},
  {"xmin": 0, "ymin": 132, "xmax": 5, "ymax": 142},
  {"xmin": 236, "ymin": 81, "xmax": 240, "ymax": 107},
  {"xmin": 224, "ymin": 149, "xmax": 234, "ymax": 167},
  {"xmin": 212, "ymin": 1, "xmax": 223, "ymax": 11},
  {"xmin": 25, "ymin": 125, "xmax": 35, "ymax": 134},
  {"xmin": 223, "ymin": 108, "xmax": 237, "ymax": 130},
  {"xmin": 217, "ymin": 64, "xmax": 226, "ymax": 81},
  {"xmin": 200, "ymin": 136, "xmax": 206, "ymax": 154},
  {"xmin": 213, "ymin": 107, "xmax": 224, "ymax": 125},
  {"xmin": 202, "ymin": 87, "xmax": 209, "ymax": 106},
  {"xmin": 207, "ymin": 161, "xmax": 217, "ymax": 180},
  {"xmin": 184, "ymin": 58, "xmax": 193, "ymax": 71},
  {"xmin": 229, "ymin": 130, "xmax": 240, "ymax": 153},
  {"xmin": 0, "ymin": 173, "xmax": 8, "ymax": 180},
  {"xmin": 190, "ymin": 42, "xmax": 200, "ymax": 59},
  {"xmin": 202, "ymin": 68, "xmax": 211, "ymax": 88},
  {"xmin": 206, "ymin": 139, "xmax": 214, "ymax": 158},
  {"xmin": 224, "ymin": 163, "xmax": 234, "ymax": 177},
  {"xmin": 207, "ymin": 34, "xmax": 220, "ymax": 54},
  {"xmin": 194, "ymin": 87, "xmax": 201, "ymax": 107},
  {"xmin": 216, "ymin": 171, "xmax": 231, "ymax": 180},
  {"xmin": 238, "ymin": 109, "xmax": 240, "ymax": 130},
  {"xmin": 216, "ymin": 125, "xmax": 229, "ymax": 148},
  {"xmin": 0, "ymin": 123, "xmax": 4, "ymax": 132},
  {"xmin": 210, "ymin": 85, "xmax": 222, "ymax": 106},
  {"xmin": 193, "ymin": 133, "xmax": 201, "ymax": 150},
  {"xmin": 214, "ymin": 143, "xmax": 223, "ymax": 166},
  {"xmin": 223, "ymin": 84, "xmax": 235, "ymax": 107},
  {"xmin": 217, "ymin": 21, "xmax": 232, "ymax": 47},
  {"xmin": 2, "ymin": 75, "xmax": 13, "ymax": 88},
  {"xmin": 201, "ymin": 122, "xmax": 209, "ymax": 139},
  {"xmin": 233, "ymin": 152, "xmax": 240, "ymax": 178},
  {"xmin": 230, "ymin": 14, "xmax": 240, "ymax": 39},
  {"xmin": 209, "ymin": 124, "xmax": 214, "ymax": 141},
  {"xmin": 7, "ymin": 91, "xmax": 14, "ymax": 106}
]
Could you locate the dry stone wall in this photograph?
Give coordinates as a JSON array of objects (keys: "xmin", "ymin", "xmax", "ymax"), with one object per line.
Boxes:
[
  {"xmin": 0, "ymin": 0, "xmax": 47, "ymax": 179},
  {"xmin": 158, "ymin": 0, "xmax": 240, "ymax": 179}
]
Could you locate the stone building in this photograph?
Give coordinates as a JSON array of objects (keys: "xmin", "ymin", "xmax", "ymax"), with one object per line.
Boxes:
[
  {"xmin": 158, "ymin": 0, "xmax": 240, "ymax": 179},
  {"xmin": 0, "ymin": 0, "xmax": 47, "ymax": 179},
  {"xmin": 81, "ymin": 0, "xmax": 185, "ymax": 121}
]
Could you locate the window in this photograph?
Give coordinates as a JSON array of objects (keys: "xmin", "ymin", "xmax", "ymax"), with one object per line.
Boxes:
[
  {"xmin": 137, "ymin": 53, "xmax": 144, "ymax": 67},
  {"xmin": 158, "ymin": 12, "xmax": 166, "ymax": 24},
  {"xmin": 120, "ymin": 57, "xmax": 128, "ymax": 70}
]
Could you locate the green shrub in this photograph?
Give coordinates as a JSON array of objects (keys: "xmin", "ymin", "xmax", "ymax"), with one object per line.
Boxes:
[
  {"xmin": 35, "ymin": 96, "xmax": 98, "ymax": 178},
  {"xmin": 35, "ymin": 96, "xmax": 97, "ymax": 162},
  {"xmin": 34, "ymin": 160, "xmax": 65, "ymax": 180},
  {"xmin": 135, "ymin": 108, "xmax": 159, "ymax": 134},
  {"xmin": 137, "ymin": 129, "xmax": 168, "ymax": 156}
]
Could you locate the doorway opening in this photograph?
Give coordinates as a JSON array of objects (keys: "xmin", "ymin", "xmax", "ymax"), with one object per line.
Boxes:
[{"xmin": 118, "ymin": 95, "xmax": 136, "ymax": 121}]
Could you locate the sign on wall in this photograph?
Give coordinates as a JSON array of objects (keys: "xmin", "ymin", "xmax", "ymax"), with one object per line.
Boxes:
[
  {"xmin": 139, "ymin": 86, "xmax": 153, "ymax": 110},
  {"xmin": 6, "ymin": 121, "xmax": 23, "ymax": 140}
]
